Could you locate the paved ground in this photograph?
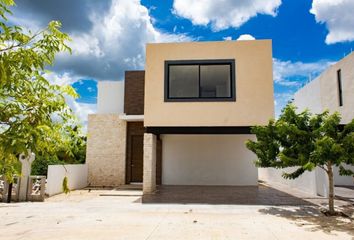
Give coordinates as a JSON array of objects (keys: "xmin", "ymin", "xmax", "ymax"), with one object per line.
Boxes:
[
  {"xmin": 0, "ymin": 184, "xmax": 353, "ymax": 240},
  {"xmin": 336, "ymin": 186, "xmax": 354, "ymax": 203},
  {"xmin": 142, "ymin": 185, "xmax": 316, "ymax": 205}
]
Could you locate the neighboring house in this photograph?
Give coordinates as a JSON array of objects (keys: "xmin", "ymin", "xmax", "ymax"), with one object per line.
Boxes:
[
  {"xmin": 259, "ymin": 52, "xmax": 354, "ymax": 196},
  {"xmin": 86, "ymin": 40, "xmax": 274, "ymax": 194},
  {"xmin": 294, "ymin": 52, "xmax": 354, "ymax": 124}
]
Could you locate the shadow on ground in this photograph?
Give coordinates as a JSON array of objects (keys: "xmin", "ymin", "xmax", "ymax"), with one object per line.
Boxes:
[
  {"xmin": 259, "ymin": 206, "xmax": 354, "ymax": 237},
  {"xmin": 335, "ymin": 185, "xmax": 354, "ymax": 203},
  {"xmin": 141, "ymin": 185, "xmax": 316, "ymax": 205}
]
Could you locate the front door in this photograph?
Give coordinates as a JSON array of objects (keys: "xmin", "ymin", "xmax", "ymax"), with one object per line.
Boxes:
[{"xmin": 130, "ymin": 135, "xmax": 144, "ymax": 182}]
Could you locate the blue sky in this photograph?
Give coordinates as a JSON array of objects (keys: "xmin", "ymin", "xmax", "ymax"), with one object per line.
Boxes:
[{"xmin": 10, "ymin": 0, "xmax": 354, "ymax": 125}]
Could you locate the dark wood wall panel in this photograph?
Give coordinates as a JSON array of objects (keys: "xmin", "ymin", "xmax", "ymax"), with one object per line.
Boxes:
[{"xmin": 124, "ymin": 71, "xmax": 145, "ymax": 115}]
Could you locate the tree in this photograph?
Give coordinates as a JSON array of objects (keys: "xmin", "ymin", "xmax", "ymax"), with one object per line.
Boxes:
[
  {"xmin": 0, "ymin": 0, "xmax": 81, "ymax": 189},
  {"xmin": 31, "ymin": 127, "xmax": 87, "ymax": 176},
  {"xmin": 246, "ymin": 104, "xmax": 354, "ymax": 215}
]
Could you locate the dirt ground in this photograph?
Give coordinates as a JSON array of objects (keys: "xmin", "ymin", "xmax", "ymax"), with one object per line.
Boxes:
[{"xmin": 0, "ymin": 185, "xmax": 353, "ymax": 240}]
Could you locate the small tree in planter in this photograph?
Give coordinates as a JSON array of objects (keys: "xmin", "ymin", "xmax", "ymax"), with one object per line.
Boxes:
[{"xmin": 246, "ymin": 104, "xmax": 354, "ymax": 215}]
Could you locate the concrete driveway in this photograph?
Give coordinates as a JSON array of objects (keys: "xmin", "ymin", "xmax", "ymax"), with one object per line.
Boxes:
[{"xmin": 0, "ymin": 185, "xmax": 353, "ymax": 240}]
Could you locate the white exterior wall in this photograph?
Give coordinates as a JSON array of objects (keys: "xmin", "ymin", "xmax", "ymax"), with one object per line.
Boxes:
[
  {"xmin": 97, "ymin": 81, "xmax": 124, "ymax": 114},
  {"xmin": 46, "ymin": 164, "xmax": 88, "ymax": 196},
  {"xmin": 318, "ymin": 53, "xmax": 354, "ymax": 124},
  {"xmin": 294, "ymin": 52, "xmax": 354, "ymax": 123},
  {"xmin": 161, "ymin": 135, "xmax": 258, "ymax": 186},
  {"xmin": 294, "ymin": 77, "xmax": 322, "ymax": 114}
]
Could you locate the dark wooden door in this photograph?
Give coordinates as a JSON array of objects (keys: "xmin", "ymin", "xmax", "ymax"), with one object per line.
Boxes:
[{"xmin": 130, "ymin": 135, "xmax": 144, "ymax": 182}]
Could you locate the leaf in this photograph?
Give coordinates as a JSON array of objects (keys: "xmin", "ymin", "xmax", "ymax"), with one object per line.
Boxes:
[
  {"xmin": 60, "ymin": 85, "xmax": 79, "ymax": 98},
  {"xmin": 62, "ymin": 176, "xmax": 70, "ymax": 194},
  {"xmin": 303, "ymin": 162, "xmax": 315, "ymax": 171},
  {"xmin": 338, "ymin": 165, "xmax": 354, "ymax": 176}
]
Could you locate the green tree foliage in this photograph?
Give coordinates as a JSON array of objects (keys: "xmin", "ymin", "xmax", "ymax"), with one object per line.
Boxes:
[
  {"xmin": 31, "ymin": 133, "xmax": 86, "ymax": 176},
  {"xmin": 0, "ymin": 0, "xmax": 83, "ymax": 183},
  {"xmin": 246, "ymin": 104, "xmax": 354, "ymax": 215},
  {"xmin": 31, "ymin": 156, "xmax": 63, "ymax": 176}
]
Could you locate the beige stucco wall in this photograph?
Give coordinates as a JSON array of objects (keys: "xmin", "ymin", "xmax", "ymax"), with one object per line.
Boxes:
[
  {"xmin": 144, "ymin": 40, "xmax": 274, "ymax": 127},
  {"xmin": 86, "ymin": 114, "xmax": 126, "ymax": 186}
]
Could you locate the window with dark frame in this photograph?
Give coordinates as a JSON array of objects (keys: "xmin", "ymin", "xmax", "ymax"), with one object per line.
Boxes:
[
  {"xmin": 337, "ymin": 69, "xmax": 343, "ymax": 107},
  {"xmin": 165, "ymin": 59, "xmax": 235, "ymax": 102}
]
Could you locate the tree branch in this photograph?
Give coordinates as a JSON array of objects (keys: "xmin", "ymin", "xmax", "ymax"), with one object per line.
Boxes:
[
  {"xmin": 0, "ymin": 42, "xmax": 22, "ymax": 52},
  {"xmin": 318, "ymin": 165, "xmax": 329, "ymax": 174},
  {"xmin": 0, "ymin": 30, "xmax": 44, "ymax": 53}
]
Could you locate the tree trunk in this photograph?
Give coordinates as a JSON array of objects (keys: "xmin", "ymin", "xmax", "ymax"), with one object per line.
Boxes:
[
  {"xmin": 327, "ymin": 162, "xmax": 335, "ymax": 215},
  {"xmin": 7, "ymin": 182, "xmax": 12, "ymax": 203}
]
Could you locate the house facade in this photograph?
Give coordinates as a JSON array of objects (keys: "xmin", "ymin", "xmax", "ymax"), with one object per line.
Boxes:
[
  {"xmin": 259, "ymin": 52, "xmax": 354, "ymax": 196},
  {"xmin": 86, "ymin": 40, "xmax": 274, "ymax": 194}
]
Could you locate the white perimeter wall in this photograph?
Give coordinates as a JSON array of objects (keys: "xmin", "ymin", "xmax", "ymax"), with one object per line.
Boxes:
[
  {"xmin": 97, "ymin": 81, "xmax": 124, "ymax": 114},
  {"xmin": 161, "ymin": 135, "xmax": 258, "ymax": 186},
  {"xmin": 259, "ymin": 165, "xmax": 353, "ymax": 197},
  {"xmin": 334, "ymin": 164, "xmax": 354, "ymax": 186},
  {"xmin": 46, "ymin": 164, "xmax": 88, "ymax": 196},
  {"xmin": 259, "ymin": 167, "xmax": 327, "ymax": 196}
]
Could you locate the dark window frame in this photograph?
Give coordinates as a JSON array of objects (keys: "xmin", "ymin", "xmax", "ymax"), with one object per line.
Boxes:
[
  {"xmin": 337, "ymin": 69, "xmax": 343, "ymax": 107},
  {"xmin": 164, "ymin": 59, "xmax": 236, "ymax": 102}
]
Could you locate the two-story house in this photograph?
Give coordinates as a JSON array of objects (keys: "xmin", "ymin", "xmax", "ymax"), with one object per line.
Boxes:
[{"xmin": 86, "ymin": 40, "xmax": 274, "ymax": 194}]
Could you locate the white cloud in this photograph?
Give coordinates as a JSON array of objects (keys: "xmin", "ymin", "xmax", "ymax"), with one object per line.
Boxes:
[
  {"xmin": 172, "ymin": 0, "xmax": 281, "ymax": 31},
  {"xmin": 65, "ymin": 96, "xmax": 97, "ymax": 131},
  {"xmin": 12, "ymin": 0, "xmax": 193, "ymax": 81},
  {"xmin": 237, "ymin": 34, "xmax": 256, "ymax": 41},
  {"xmin": 54, "ymin": 0, "xmax": 193, "ymax": 81},
  {"xmin": 310, "ymin": 0, "xmax": 354, "ymax": 44},
  {"xmin": 44, "ymin": 72, "xmax": 96, "ymax": 130},
  {"xmin": 223, "ymin": 34, "xmax": 256, "ymax": 41},
  {"xmin": 273, "ymin": 58, "xmax": 334, "ymax": 87},
  {"xmin": 44, "ymin": 72, "xmax": 79, "ymax": 86}
]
